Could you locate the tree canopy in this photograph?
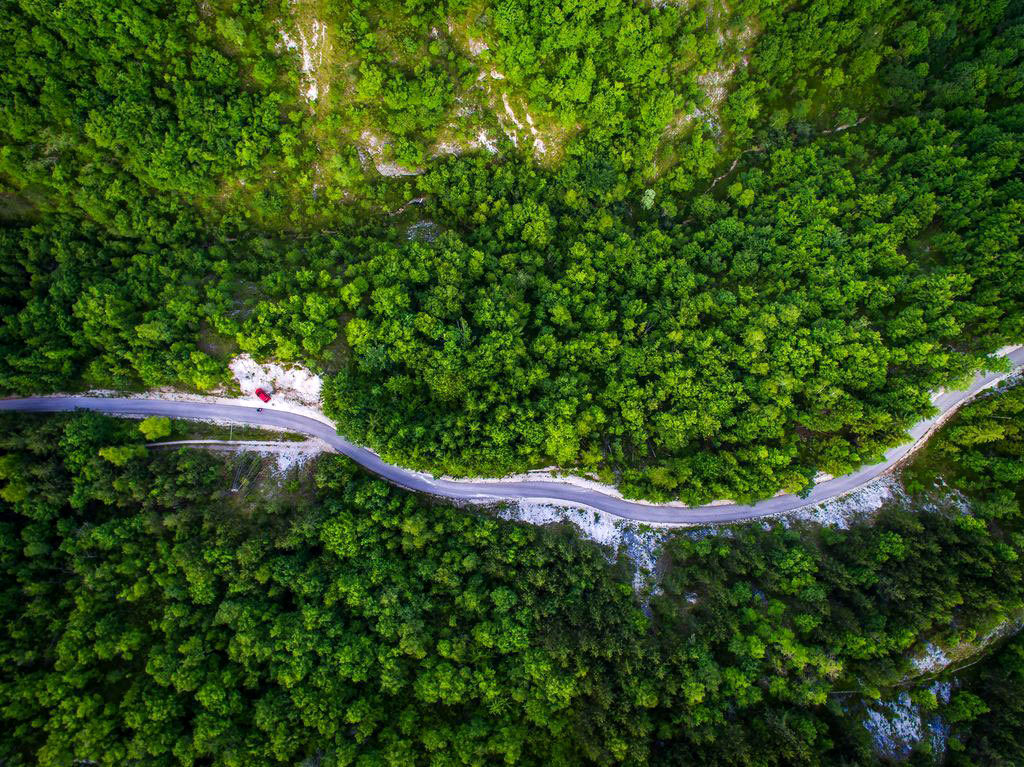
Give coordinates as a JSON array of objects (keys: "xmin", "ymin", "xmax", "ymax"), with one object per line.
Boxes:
[{"xmin": 3, "ymin": 379, "xmax": 1024, "ymax": 764}]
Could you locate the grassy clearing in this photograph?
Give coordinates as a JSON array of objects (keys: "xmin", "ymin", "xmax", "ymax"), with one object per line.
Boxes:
[{"xmin": 0, "ymin": 191, "xmax": 38, "ymax": 221}]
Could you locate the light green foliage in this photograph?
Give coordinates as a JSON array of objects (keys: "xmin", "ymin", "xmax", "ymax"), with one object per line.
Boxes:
[
  {"xmin": 98, "ymin": 444, "xmax": 146, "ymax": 465},
  {"xmin": 138, "ymin": 416, "xmax": 172, "ymax": 441}
]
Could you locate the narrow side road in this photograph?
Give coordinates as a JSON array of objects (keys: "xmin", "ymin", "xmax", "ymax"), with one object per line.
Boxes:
[{"xmin": 2, "ymin": 347, "xmax": 1021, "ymax": 524}]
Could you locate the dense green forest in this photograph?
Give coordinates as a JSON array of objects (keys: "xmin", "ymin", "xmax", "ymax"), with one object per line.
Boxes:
[
  {"xmin": 2, "ymin": 376, "xmax": 1023, "ymax": 765},
  {"xmin": 0, "ymin": 0, "xmax": 1022, "ymax": 502},
  {"xmin": 2, "ymin": 1, "xmax": 1024, "ymax": 761}
]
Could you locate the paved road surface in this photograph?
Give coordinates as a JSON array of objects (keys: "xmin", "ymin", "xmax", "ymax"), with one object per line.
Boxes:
[{"xmin": 2, "ymin": 347, "xmax": 1022, "ymax": 524}]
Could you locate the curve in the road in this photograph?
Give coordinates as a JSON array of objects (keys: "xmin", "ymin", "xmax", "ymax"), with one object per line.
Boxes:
[{"xmin": 2, "ymin": 346, "xmax": 1022, "ymax": 525}]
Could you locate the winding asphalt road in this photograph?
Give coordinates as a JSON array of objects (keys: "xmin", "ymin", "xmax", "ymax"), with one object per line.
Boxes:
[{"xmin": 2, "ymin": 346, "xmax": 1022, "ymax": 524}]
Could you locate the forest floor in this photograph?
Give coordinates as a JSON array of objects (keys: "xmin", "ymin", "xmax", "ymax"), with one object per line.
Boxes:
[{"xmin": 148, "ymin": 438, "xmax": 327, "ymax": 474}]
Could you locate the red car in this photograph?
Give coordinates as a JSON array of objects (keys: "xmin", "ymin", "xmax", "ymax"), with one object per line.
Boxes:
[{"xmin": 255, "ymin": 388, "xmax": 271, "ymax": 403}]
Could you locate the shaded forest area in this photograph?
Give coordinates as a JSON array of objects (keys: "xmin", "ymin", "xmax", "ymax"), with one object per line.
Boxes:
[{"xmin": 1, "ymin": 379, "xmax": 1024, "ymax": 765}]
